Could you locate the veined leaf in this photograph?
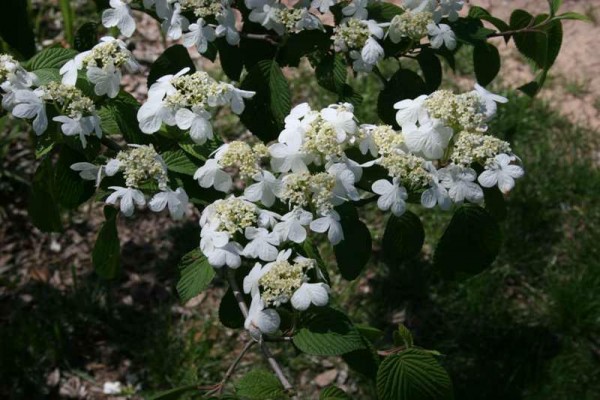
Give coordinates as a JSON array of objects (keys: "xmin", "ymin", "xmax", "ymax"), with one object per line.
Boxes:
[
  {"xmin": 147, "ymin": 44, "xmax": 195, "ymax": 88},
  {"xmin": 24, "ymin": 47, "xmax": 78, "ymax": 70},
  {"xmin": 382, "ymin": 211, "xmax": 425, "ymax": 267},
  {"xmin": 320, "ymin": 386, "xmax": 352, "ymax": 400},
  {"xmin": 92, "ymin": 207, "xmax": 121, "ymax": 280},
  {"xmin": 176, "ymin": 248, "xmax": 215, "ymax": 303},
  {"xmin": 235, "ymin": 369, "xmax": 286, "ymax": 400}
]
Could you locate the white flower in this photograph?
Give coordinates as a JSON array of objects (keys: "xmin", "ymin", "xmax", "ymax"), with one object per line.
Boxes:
[
  {"xmin": 428, "ymin": 23, "xmax": 457, "ymax": 50},
  {"xmin": 358, "ymin": 126, "xmax": 379, "ymax": 157},
  {"xmin": 403, "ymin": 0, "xmax": 436, "ymax": 12},
  {"xmin": 53, "ymin": 115, "xmax": 102, "ymax": 148},
  {"xmin": 175, "ymin": 107, "xmax": 214, "ymax": 144},
  {"xmin": 243, "ymin": 262, "xmax": 264, "ymax": 296},
  {"xmin": 473, "ymin": 83, "xmax": 508, "ymax": 119},
  {"xmin": 200, "ymin": 226, "xmax": 230, "ymax": 253},
  {"xmin": 147, "ymin": 67, "xmax": 189, "ymax": 100},
  {"xmin": 102, "ymin": 0, "xmax": 136, "ymax": 37},
  {"xmin": 296, "ymin": 9, "xmax": 323, "ymax": 31},
  {"xmin": 105, "ymin": 158, "xmax": 121, "ymax": 176},
  {"xmin": 403, "ymin": 120, "xmax": 453, "ymax": 160},
  {"xmin": 321, "ymin": 105, "xmax": 357, "ymax": 142},
  {"xmin": 244, "ymin": 171, "xmax": 282, "ymax": 207},
  {"xmin": 243, "ymin": 227, "xmax": 280, "ymax": 261},
  {"xmin": 162, "ymin": 3, "xmax": 189, "ymax": 40},
  {"xmin": 291, "ymin": 282, "xmax": 330, "ymax": 311},
  {"xmin": 71, "ymin": 162, "xmax": 102, "ymax": 186},
  {"xmin": 394, "ymin": 95, "xmax": 429, "ymax": 128},
  {"xmin": 224, "ymin": 85, "xmax": 256, "ymax": 115},
  {"xmin": 478, "ymin": 154, "xmax": 524, "ymax": 194},
  {"xmin": 350, "ymin": 50, "xmax": 374, "ymax": 72},
  {"xmin": 269, "ymin": 141, "xmax": 312, "ymax": 173},
  {"xmin": 249, "ymin": 1, "xmax": 284, "ymax": 35},
  {"xmin": 206, "ymin": 241, "xmax": 244, "ymax": 268},
  {"xmin": 149, "ymin": 187, "xmax": 189, "ymax": 220},
  {"xmin": 312, "ymin": 0, "xmax": 337, "ymax": 13},
  {"xmin": 216, "ymin": 7, "xmax": 240, "ymax": 45},
  {"xmin": 183, "ymin": 18, "xmax": 217, "ymax": 54},
  {"xmin": 420, "ymin": 162, "xmax": 452, "ymax": 210},
  {"xmin": 310, "ymin": 210, "xmax": 344, "ymax": 245},
  {"xmin": 194, "ymin": 159, "xmax": 233, "ymax": 193},
  {"xmin": 12, "ymin": 89, "xmax": 47, "ymax": 135},
  {"xmin": 342, "ymin": 0, "xmax": 369, "ymax": 20},
  {"xmin": 257, "ymin": 209, "xmax": 281, "ymax": 229},
  {"xmin": 439, "ymin": 165, "xmax": 484, "ymax": 204},
  {"xmin": 274, "ymin": 208, "xmax": 313, "ymax": 243},
  {"xmin": 372, "ymin": 178, "xmax": 408, "ymax": 216},
  {"xmin": 103, "ymin": 381, "xmax": 122, "ymax": 395},
  {"xmin": 106, "ymin": 186, "xmax": 146, "ymax": 217},
  {"xmin": 361, "ymin": 37, "xmax": 384, "ymax": 66},
  {"xmin": 328, "ymin": 163, "xmax": 360, "ymax": 203},
  {"xmin": 244, "ymin": 294, "xmax": 280, "ymax": 340},
  {"xmin": 437, "ymin": 0, "xmax": 464, "ymax": 22},
  {"xmin": 59, "ymin": 53, "xmax": 87, "ymax": 86},
  {"xmin": 137, "ymin": 99, "xmax": 176, "ymax": 134},
  {"xmin": 87, "ymin": 63, "xmax": 122, "ymax": 98}
]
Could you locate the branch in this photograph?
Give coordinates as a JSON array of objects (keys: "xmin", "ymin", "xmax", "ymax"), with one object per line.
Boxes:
[
  {"xmin": 239, "ymin": 32, "xmax": 280, "ymax": 46},
  {"xmin": 100, "ymin": 137, "xmax": 125, "ymax": 152},
  {"xmin": 212, "ymin": 340, "xmax": 255, "ymax": 396},
  {"xmin": 226, "ymin": 269, "xmax": 295, "ymax": 394}
]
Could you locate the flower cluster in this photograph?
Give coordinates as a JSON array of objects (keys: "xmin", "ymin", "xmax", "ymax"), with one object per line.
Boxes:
[
  {"xmin": 60, "ymin": 36, "xmax": 139, "ymax": 98},
  {"xmin": 72, "ymin": 145, "xmax": 189, "ymax": 219},
  {"xmin": 102, "ymin": 0, "xmax": 462, "ymax": 72},
  {"xmin": 137, "ymin": 68, "xmax": 255, "ymax": 143},
  {"xmin": 0, "ymin": 56, "xmax": 102, "ymax": 145}
]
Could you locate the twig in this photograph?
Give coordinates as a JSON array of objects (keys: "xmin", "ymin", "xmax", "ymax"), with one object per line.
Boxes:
[
  {"xmin": 240, "ymin": 32, "xmax": 280, "ymax": 46},
  {"xmin": 215, "ymin": 340, "xmax": 255, "ymax": 396},
  {"xmin": 226, "ymin": 269, "xmax": 295, "ymax": 395}
]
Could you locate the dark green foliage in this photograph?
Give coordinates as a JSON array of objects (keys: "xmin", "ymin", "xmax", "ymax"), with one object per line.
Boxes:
[
  {"xmin": 92, "ymin": 206, "xmax": 121, "ymax": 279},
  {"xmin": 235, "ymin": 370, "xmax": 286, "ymax": 400},
  {"xmin": 382, "ymin": 212, "xmax": 425, "ymax": 267},
  {"xmin": 239, "ymin": 60, "xmax": 291, "ymax": 142},
  {"xmin": 293, "ymin": 307, "xmax": 365, "ymax": 356},
  {"xmin": 176, "ymin": 249, "xmax": 215, "ymax": 303},
  {"xmin": 334, "ymin": 204, "xmax": 372, "ymax": 281},
  {"xmin": 473, "ymin": 42, "xmax": 501, "ymax": 86},
  {"xmin": 74, "ymin": 22, "xmax": 99, "ymax": 52},
  {"xmin": 434, "ymin": 204, "xmax": 501, "ymax": 279},
  {"xmin": 217, "ymin": 38, "xmax": 244, "ymax": 81},
  {"xmin": 376, "ymin": 349, "xmax": 453, "ymax": 400},
  {"xmin": 219, "ymin": 288, "xmax": 245, "ymax": 329},
  {"xmin": 147, "ymin": 45, "xmax": 195, "ymax": 88},
  {"xmin": 28, "ymin": 157, "xmax": 63, "ymax": 232},
  {"xmin": 0, "ymin": 0, "xmax": 36, "ymax": 58}
]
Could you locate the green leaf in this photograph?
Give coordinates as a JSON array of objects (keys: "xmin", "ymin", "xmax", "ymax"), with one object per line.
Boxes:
[
  {"xmin": 342, "ymin": 334, "xmax": 380, "ymax": 380},
  {"xmin": 278, "ymin": 30, "xmax": 331, "ymax": 67},
  {"xmin": 99, "ymin": 93, "xmax": 149, "ymax": 144},
  {"xmin": 334, "ymin": 204, "xmax": 372, "ymax": 281},
  {"xmin": 24, "ymin": 47, "xmax": 78, "ymax": 70},
  {"xmin": 393, "ymin": 324, "xmax": 414, "ymax": 348},
  {"xmin": 553, "ymin": 12, "xmax": 591, "ymax": 22},
  {"xmin": 366, "ymin": 3, "xmax": 404, "ymax": 22},
  {"xmin": 518, "ymin": 70, "xmax": 547, "ymax": 97},
  {"xmin": 32, "ymin": 68, "xmax": 62, "ymax": 85},
  {"xmin": 92, "ymin": 207, "xmax": 121, "ymax": 280},
  {"xmin": 376, "ymin": 349, "xmax": 454, "ymax": 400},
  {"xmin": 417, "ymin": 48, "xmax": 442, "ymax": 93},
  {"xmin": 315, "ymin": 53, "xmax": 362, "ymax": 105},
  {"xmin": 176, "ymin": 249, "xmax": 215, "ymax": 303},
  {"xmin": 473, "ymin": 42, "xmax": 501, "ymax": 86},
  {"xmin": 382, "ymin": 211, "xmax": 425, "ymax": 267},
  {"xmin": 483, "ymin": 186, "xmax": 507, "ymax": 221},
  {"xmin": 434, "ymin": 204, "xmax": 501, "ymax": 279},
  {"xmin": 235, "ymin": 369, "xmax": 286, "ymax": 400},
  {"xmin": 320, "ymin": 386, "xmax": 352, "ymax": 400},
  {"xmin": 239, "ymin": 60, "xmax": 291, "ymax": 142},
  {"xmin": 451, "ymin": 18, "xmax": 495, "ymax": 45},
  {"xmin": 0, "ymin": 0, "xmax": 36, "ymax": 58},
  {"xmin": 28, "ymin": 157, "xmax": 63, "ymax": 232},
  {"xmin": 219, "ymin": 288, "xmax": 245, "ymax": 329},
  {"xmin": 74, "ymin": 22, "xmax": 99, "ymax": 52},
  {"xmin": 510, "ymin": 11, "xmax": 563, "ymax": 71},
  {"xmin": 147, "ymin": 44, "xmax": 195, "ymax": 88},
  {"xmin": 548, "ymin": 0, "xmax": 563, "ymax": 16},
  {"xmin": 147, "ymin": 384, "xmax": 200, "ymax": 400},
  {"xmin": 162, "ymin": 149, "xmax": 199, "ymax": 176},
  {"xmin": 239, "ymin": 31, "xmax": 278, "ymax": 70},
  {"xmin": 378, "ymin": 69, "xmax": 427, "ymax": 127},
  {"xmin": 293, "ymin": 307, "xmax": 365, "ymax": 356},
  {"xmin": 55, "ymin": 147, "xmax": 95, "ymax": 209},
  {"xmin": 216, "ymin": 38, "xmax": 244, "ymax": 81},
  {"xmin": 468, "ymin": 6, "xmax": 510, "ymax": 32}
]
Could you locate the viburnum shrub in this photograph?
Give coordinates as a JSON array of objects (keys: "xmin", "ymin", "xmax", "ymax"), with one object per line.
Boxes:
[{"xmin": 0, "ymin": 0, "xmax": 586, "ymax": 398}]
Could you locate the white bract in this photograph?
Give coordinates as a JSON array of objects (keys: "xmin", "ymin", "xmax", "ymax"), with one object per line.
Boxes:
[
  {"xmin": 102, "ymin": 0, "xmax": 136, "ymax": 37},
  {"xmin": 478, "ymin": 154, "xmax": 524, "ymax": 193}
]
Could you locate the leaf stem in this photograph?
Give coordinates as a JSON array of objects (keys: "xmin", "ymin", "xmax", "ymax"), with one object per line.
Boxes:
[{"xmin": 214, "ymin": 340, "xmax": 255, "ymax": 396}]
